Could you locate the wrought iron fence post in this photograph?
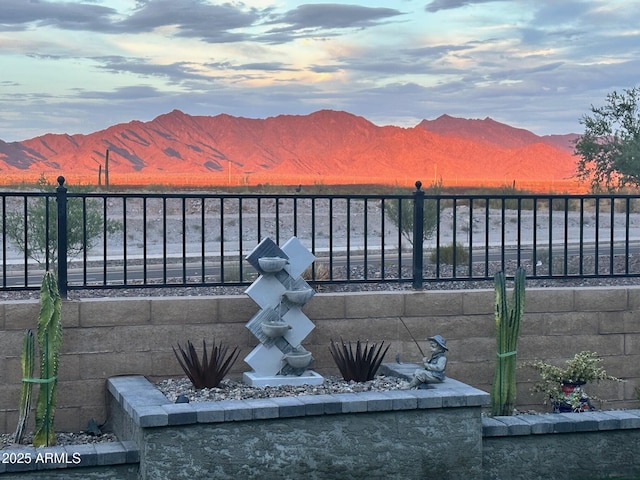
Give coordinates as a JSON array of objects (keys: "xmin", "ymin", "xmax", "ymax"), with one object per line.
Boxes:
[
  {"xmin": 412, "ymin": 180, "xmax": 424, "ymax": 289},
  {"xmin": 56, "ymin": 176, "xmax": 68, "ymax": 299}
]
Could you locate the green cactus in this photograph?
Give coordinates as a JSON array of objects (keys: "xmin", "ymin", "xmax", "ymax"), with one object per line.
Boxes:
[
  {"xmin": 33, "ymin": 271, "xmax": 63, "ymax": 447},
  {"xmin": 491, "ymin": 267, "xmax": 525, "ymax": 416},
  {"xmin": 14, "ymin": 329, "xmax": 35, "ymax": 444}
]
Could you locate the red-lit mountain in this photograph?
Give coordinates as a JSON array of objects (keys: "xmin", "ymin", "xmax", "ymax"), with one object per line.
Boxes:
[
  {"xmin": 0, "ymin": 110, "xmax": 583, "ymax": 192},
  {"xmin": 418, "ymin": 114, "xmax": 579, "ymax": 153}
]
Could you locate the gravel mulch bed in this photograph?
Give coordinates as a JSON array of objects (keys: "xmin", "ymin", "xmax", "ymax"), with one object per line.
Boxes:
[
  {"xmin": 1, "ymin": 431, "xmax": 118, "ymax": 449},
  {"xmin": 157, "ymin": 375, "xmax": 410, "ymax": 403}
]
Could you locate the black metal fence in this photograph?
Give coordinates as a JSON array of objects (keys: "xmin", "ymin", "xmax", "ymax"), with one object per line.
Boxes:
[{"xmin": 2, "ymin": 177, "xmax": 640, "ymax": 298}]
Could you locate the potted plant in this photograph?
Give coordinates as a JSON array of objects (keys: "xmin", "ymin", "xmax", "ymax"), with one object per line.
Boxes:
[{"xmin": 526, "ymin": 351, "xmax": 623, "ymax": 412}]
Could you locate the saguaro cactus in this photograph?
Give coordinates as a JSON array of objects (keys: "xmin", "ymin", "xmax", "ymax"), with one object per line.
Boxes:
[
  {"xmin": 33, "ymin": 271, "xmax": 63, "ymax": 447},
  {"xmin": 14, "ymin": 329, "xmax": 35, "ymax": 444},
  {"xmin": 491, "ymin": 267, "xmax": 525, "ymax": 416}
]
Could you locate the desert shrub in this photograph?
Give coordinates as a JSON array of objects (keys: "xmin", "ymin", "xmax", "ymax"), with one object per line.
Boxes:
[
  {"xmin": 430, "ymin": 242, "xmax": 469, "ymax": 265},
  {"xmin": 4, "ymin": 175, "xmax": 121, "ymax": 265},
  {"xmin": 383, "ymin": 180, "xmax": 443, "ymax": 245},
  {"xmin": 302, "ymin": 263, "xmax": 330, "ymax": 281}
]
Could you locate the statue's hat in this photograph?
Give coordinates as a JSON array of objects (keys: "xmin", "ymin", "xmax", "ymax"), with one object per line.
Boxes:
[{"xmin": 428, "ymin": 335, "xmax": 448, "ymax": 351}]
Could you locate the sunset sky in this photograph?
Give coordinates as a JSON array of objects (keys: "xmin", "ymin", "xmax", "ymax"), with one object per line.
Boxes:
[{"xmin": 1, "ymin": 0, "xmax": 638, "ymax": 142}]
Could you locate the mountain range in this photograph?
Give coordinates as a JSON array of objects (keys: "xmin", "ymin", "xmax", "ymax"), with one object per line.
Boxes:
[{"xmin": 0, "ymin": 110, "xmax": 583, "ymax": 192}]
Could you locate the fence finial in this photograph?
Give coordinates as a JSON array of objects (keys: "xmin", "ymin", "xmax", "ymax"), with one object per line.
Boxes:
[{"xmin": 415, "ymin": 180, "xmax": 422, "ymax": 191}]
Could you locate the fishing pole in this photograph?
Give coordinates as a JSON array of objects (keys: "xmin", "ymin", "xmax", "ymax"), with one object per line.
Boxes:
[{"xmin": 398, "ymin": 317, "xmax": 425, "ymax": 357}]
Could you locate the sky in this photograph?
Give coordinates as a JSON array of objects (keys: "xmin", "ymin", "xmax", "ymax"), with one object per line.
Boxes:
[{"xmin": 1, "ymin": 0, "xmax": 639, "ymax": 142}]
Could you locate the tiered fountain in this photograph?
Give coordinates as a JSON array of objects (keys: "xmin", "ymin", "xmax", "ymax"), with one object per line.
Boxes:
[{"xmin": 243, "ymin": 236, "xmax": 323, "ymax": 387}]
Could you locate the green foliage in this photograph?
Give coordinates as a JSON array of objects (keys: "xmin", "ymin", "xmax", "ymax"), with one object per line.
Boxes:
[
  {"xmin": 4, "ymin": 175, "xmax": 122, "ymax": 265},
  {"xmin": 491, "ymin": 268, "xmax": 525, "ymax": 416},
  {"xmin": 430, "ymin": 242, "xmax": 469, "ymax": 265},
  {"xmin": 33, "ymin": 271, "xmax": 63, "ymax": 447},
  {"xmin": 575, "ymin": 86, "xmax": 640, "ymax": 191},
  {"xmin": 329, "ymin": 338, "xmax": 390, "ymax": 382},
  {"xmin": 14, "ymin": 329, "xmax": 35, "ymax": 444},
  {"xmin": 527, "ymin": 351, "xmax": 622, "ymax": 399},
  {"xmin": 173, "ymin": 339, "xmax": 239, "ymax": 389},
  {"xmin": 384, "ymin": 180, "xmax": 443, "ymax": 244}
]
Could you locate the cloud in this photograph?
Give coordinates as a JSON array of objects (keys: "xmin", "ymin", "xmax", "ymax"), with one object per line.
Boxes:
[
  {"xmin": 424, "ymin": 0, "xmax": 497, "ymax": 13},
  {"xmin": 78, "ymin": 84, "xmax": 163, "ymax": 101},
  {"xmin": 93, "ymin": 56, "xmax": 214, "ymax": 85},
  {"xmin": 0, "ymin": 0, "xmax": 267, "ymax": 42},
  {"xmin": 0, "ymin": 1, "xmax": 404, "ymax": 45},
  {"xmin": 117, "ymin": 0, "xmax": 265, "ymax": 42},
  {"xmin": 261, "ymin": 4, "xmax": 405, "ymax": 42},
  {"xmin": 0, "ymin": 0, "xmax": 118, "ymax": 32},
  {"xmin": 220, "ymin": 62, "xmax": 298, "ymax": 72},
  {"xmin": 273, "ymin": 4, "xmax": 404, "ymax": 29}
]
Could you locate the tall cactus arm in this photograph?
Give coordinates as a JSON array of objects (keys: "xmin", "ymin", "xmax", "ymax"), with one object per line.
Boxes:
[
  {"xmin": 14, "ymin": 329, "xmax": 35, "ymax": 444},
  {"xmin": 509, "ymin": 267, "xmax": 526, "ymax": 336},
  {"xmin": 491, "ymin": 267, "xmax": 526, "ymax": 416},
  {"xmin": 33, "ymin": 271, "xmax": 63, "ymax": 447}
]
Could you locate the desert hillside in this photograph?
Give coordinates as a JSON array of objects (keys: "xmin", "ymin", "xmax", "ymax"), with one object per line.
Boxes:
[{"xmin": 0, "ymin": 110, "xmax": 583, "ymax": 192}]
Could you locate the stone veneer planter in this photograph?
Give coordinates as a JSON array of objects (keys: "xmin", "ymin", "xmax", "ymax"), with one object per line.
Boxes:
[{"xmin": 106, "ymin": 373, "xmax": 490, "ymax": 480}]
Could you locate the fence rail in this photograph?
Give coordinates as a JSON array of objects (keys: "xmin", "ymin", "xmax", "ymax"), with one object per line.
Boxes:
[{"xmin": 2, "ymin": 177, "xmax": 640, "ymax": 298}]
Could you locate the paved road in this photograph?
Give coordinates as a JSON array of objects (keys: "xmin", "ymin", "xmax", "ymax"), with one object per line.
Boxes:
[{"xmin": 4, "ymin": 240, "xmax": 637, "ymax": 288}]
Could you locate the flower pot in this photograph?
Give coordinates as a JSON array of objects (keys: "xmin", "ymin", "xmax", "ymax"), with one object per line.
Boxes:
[
  {"xmin": 561, "ymin": 381, "xmax": 584, "ymax": 395},
  {"xmin": 552, "ymin": 400, "xmax": 575, "ymax": 413},
  {"xmin": 552, "ymin": 382, "xmax": 593, "ymax": 413}
]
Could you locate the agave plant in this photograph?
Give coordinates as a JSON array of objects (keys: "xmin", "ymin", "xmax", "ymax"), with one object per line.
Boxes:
[
  {"xmin": 173, "ymin": 339, "xmax": 239, "ymax": 389},
  {"xmin": 329, "ymin": 338, "xmax": 390, "ymax": 382}
]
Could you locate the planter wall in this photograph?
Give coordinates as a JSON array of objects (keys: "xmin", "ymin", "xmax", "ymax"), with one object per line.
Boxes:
[
  {"xmin": 106, "ymin": 375, "xmax": 490, "ymax": 480},
  {"xmin": 483, "ymin": 411, "xmax": 640, "ymax": 480},
  {"xmin": 1, "ymin": 286, "xmax": 639, "ymax": 434}
]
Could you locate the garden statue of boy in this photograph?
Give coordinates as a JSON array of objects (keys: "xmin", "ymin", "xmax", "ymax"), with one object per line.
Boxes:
[{"xmin": 408, "ymin": 335, "xmax": 448, "ymax": 389}]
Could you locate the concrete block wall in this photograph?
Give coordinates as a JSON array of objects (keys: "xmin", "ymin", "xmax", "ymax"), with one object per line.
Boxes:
[{"xmin": 1, "ymin": 286, "xmax": 639, "ymax": 434}]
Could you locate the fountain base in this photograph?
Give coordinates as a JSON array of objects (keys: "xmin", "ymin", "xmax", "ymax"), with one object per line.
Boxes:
[{"xmin": 243, "ymin": 370, "xmax": 324, "ymax": 387}]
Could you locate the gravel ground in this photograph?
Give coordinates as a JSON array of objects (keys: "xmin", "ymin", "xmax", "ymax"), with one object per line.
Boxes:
[{"xmin": 1, "ymin": 431, "xmax": 118, "ymax": 449}]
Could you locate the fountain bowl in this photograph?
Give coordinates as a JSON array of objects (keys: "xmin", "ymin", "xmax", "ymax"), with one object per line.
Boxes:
[
  {"xmin": 258, "ymin": 256, "xmax": 288, "ymax": 273},
  {"xmin": 283, "ymin": 288, "xmax": 314, "ymax": 305},
  {"xmin": 261, "ymin": 322, "xmax": 292, "ymax": 338},
  {"xmin": 283, "ymin": 351, "xmax": 313, "ymax": 369}
]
